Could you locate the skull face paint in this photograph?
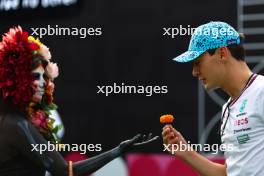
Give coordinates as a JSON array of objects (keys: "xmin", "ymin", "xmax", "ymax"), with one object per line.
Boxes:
[{"xmin": 32, "ymin": 65, "xmax": 46, "ymax": 102}]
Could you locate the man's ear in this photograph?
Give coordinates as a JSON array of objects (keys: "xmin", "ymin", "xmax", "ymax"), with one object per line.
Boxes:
[{"xmin": 219, "ymin": 46, "xmax": 229, "ymax": 60}]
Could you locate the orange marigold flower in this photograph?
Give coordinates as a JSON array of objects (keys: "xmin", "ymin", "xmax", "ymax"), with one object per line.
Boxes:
[{"xmin": 160, "ymin": 114, "xmax": 174, "ymax": 124}]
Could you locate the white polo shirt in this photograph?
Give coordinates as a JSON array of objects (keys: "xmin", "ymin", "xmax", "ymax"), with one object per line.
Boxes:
[{"xmin": 221, "ymin": 74, "xmax": 264, "ymax": 176}]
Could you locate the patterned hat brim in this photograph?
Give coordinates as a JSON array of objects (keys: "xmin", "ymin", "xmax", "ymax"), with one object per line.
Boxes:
[{"xmin": 173, "ymin": 50, "xmax": 205, "ymax": 63}]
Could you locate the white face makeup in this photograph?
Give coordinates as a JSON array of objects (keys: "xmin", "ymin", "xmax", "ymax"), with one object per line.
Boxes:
[{"xmin": 32, "ymin": 66, "xmax": 46, "ymax": 102}]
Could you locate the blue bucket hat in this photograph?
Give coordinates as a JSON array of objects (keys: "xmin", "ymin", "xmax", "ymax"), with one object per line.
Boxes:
[{"xmin": 173, "ymin": 21, "xmax": 241, "ymax": 63}]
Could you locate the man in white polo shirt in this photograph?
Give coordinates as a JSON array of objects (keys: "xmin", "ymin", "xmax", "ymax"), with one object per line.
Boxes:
[{"xmin": 162, "ymin": 21, "xmax": 264, "ymax": 176}]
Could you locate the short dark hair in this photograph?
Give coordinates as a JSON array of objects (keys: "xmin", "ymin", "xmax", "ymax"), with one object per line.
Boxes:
[{"xmin": 207, "ymin": 33, "xmax": 246, "ymax": 61}]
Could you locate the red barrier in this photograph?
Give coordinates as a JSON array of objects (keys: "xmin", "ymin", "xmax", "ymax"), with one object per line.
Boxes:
[{"xmin": 127, "ymin": 154, "xmax": 225, "ymax": 176}]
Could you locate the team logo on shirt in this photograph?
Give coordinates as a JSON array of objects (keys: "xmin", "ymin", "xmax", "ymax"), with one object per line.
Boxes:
[
  {"xmin": 234, "ymin": 127, "xmax": 251, "ymax": 134},
  {"xmin": 234, "ymin": 117, "xmax": 248, "ymax": 126},
  {"xmin": 233, "ymin": 99, "xmax": 252, "ymax": 137},
  {"xmin": 239, "ymin": 99, "xmax": 248, "ymax": 113},
  {"xmin": 237, "ymin": 134, "xmax": 250, "ymax": 144},
  {"xmin": 235, "ymin": 99, "xmax": 248, "ymax": 119}
]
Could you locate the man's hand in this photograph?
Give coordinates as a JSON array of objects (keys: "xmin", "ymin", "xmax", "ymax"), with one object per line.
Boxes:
[
  {"xmin": 119, "ymin": 133, "xmax": 159, "ymax": 153},
  {"xmin": 162, "ymin": 125, "xmax": 191, "ymax": 158}
]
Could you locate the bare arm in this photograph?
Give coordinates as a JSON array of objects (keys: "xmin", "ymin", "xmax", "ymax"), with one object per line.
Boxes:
[
  {"xmin": 162, "ymin": 125, "xmax": 226, "ymax": 176},
  {"xmin": 181, "ymin": 150, "xmax": 226, "ymax": 176}
]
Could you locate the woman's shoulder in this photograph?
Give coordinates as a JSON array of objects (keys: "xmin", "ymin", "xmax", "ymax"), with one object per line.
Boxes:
[
  {"xmin": 0, "ymin": 113, "xmax": 30, "ymax": 132},
  {"xmin": 0, "ymin": 113, "xmax": 34, "ymax": 148}
]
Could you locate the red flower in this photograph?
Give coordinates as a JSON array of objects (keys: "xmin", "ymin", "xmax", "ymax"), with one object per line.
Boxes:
[
  {"xmin": 28, "ymin": 42, "xmax": 40, "ymax": 50},
  {"xmin": 31, "ymin": 110, "xmax": 48, "ymax": 129},
  {"xmin": 44, "ymin": 81, "xmax": 54, "ymax": 104},
  {"xmin": 0, "ymin": 26, "xmax": 36, "ymax": 110}
]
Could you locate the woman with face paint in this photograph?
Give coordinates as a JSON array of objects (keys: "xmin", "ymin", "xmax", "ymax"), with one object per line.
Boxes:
[
  {"xmin": 0, "ymin": 27, "xmax": 159, "ymax": 176},
  {"xmin": 32, "ymin": 66, "xmax": 46, "ymax": 102}
]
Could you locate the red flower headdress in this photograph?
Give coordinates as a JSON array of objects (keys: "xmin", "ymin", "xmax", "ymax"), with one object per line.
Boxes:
[{"xmin": 0, "ymin": 26, "xmax": 61, "ymax": 142}]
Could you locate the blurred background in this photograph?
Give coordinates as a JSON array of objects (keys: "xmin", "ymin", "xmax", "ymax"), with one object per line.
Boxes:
[{"xmin": 0, "ymin": 0, "xmax": 264, "ymax": 175}]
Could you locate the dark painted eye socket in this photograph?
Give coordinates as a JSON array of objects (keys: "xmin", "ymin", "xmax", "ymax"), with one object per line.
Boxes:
[
  {"xmin": 32, "ymin": 72, "xmax": 41, "ymax": 80},
  {"xmin": 43, "ymin": 74, "xmax": 48, "ymax": 80}
]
